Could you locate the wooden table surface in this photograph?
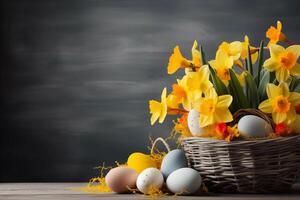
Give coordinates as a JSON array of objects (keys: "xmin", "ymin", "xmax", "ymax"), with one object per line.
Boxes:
[{"xmin": 1, "ymin": 183, "xmax": 300, "ymax": 200}]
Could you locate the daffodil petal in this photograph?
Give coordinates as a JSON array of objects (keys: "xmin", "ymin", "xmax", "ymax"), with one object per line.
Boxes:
[
  {"xmin": 258, "ymin": 99, "xmax": 273, "ymax": 113},
  {"xmin": 286, "ymin": 45, "xmax": 300, "ymax": 59},
  {"xmin": 289, "ymin": 92, "xmax": 300, "ymax": 105},
  {"xmin": 216, "ymin": 95, "xmax": 233, "ymax": 108},
  {"xmin": 192, "ymin": 40, "xmax": 202, "ymax": 67},
  {"xmin": 216, "ymin": 49, "xmax": 228, "ymax": 64},
  {"xmin": 272, "ymin": 112, "xmax": 287, "ymax": 123},
  {"xmin": 182, "ymin": 96, "xmax": 192, "ymax": 111},
  {"xmin": 225, "ymin": 56, "xmax": 234, "ymax": 68},
  {"xmin": 276, "ymin": 68, "xmax": 290, "ymax": 82},
  {"xmin": 199, "ymin": 114, "xmax": 214, "ymax": 128},
  {"xmin": 278, "ymin": 82, "xmax": 290, "ymax": 97},
  {"xmin": 149, "ymin": 100, "xmax": 161, "ymax": 114},
  {"xmin": 150, "ymin": 112, "xmax": 160, "ymax": 125},
  {"xmin": 286, "ymin": 108, "xmax": 296, "ymax": 125},
  {"xmin": 290, "ymin": 63, "xmax": 300, "ymax": 75},
  {"xmin": 277, "ymin": 20, "xmax": 282, "ymax": 32},
  {"xmin": 230, "ymin": 41, "xmax": 242, "ymax": 60},
  {"xmin": 269, "ymin": 44, "xmax": 285, "ymax": 58},
  {"xmin": 205, "ymin": 87, "xmax": 218, "ymax": 99},
  {"xmin": 263, "ymin": 58, "xmax": 279, "ymax": 72},
  {"xmin": 208, "ymin": 60, "xmax": 217, "ymax": 69},
  {"xmin": 266, "ymin": 83, "xmax": 282, "ymax": 99},
  {"xmin": 161, "ymin": 87, "xmax": 167, "ymax": 102},
  {"xmin": 215, "ymin": 108, "xmax": 233, "ymax": 123},
  {"xmin": 199, "ymin": 65, "xmax": 210, "ymax": 80},
  {"xmin": 158, "ymin": 107, "xmax": 167, "ymax": 123},
  {"xmin": 251, "ymin": 51, "xmax": 259, "ymax": 64}
]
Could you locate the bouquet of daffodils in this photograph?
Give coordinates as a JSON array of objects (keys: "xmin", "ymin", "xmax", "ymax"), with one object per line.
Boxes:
[{"xmin": 149, "ymin": 21, "xmax": 300, "ymax": 141}]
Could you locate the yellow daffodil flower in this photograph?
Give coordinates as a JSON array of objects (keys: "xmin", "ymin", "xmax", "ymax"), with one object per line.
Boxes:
[
  {"xmin": 191, "ymin": 40, "xmax": 202, "ymax": 68},
  {"xmin": 166, "ymin": 94, "xmax": 179, "ymax": 109},
  {"xmin": 240, "ymin": 35, "xmax": 258, "ymax": 63},
  {"xmin": 171, "ymin": 78, "xmax": 192, "ymax": 111},
  {"xmin": 185, "ymin": 65, "xmax": 213, "ymax": 94},
  {"xmin": 194, "ymin": 88, "xmax": 233, "ymax": 127},
  {"xmin": 149, "ymin": 88, "xmax": 168, "ymax": 125},
  {"xmin": 263, "ymin": 44, "xmax": 300, "ymax": 82},
  {"xmin": 167, "ymin": 46, "xmax": 191, "ymax": 74},
  {"xmin": 259, "ymin": 83, "xmax": 300, "ymax": 124},
  {"xmin": 168, "ymin": 40, "xmax": 203, "ymax": 75},
  {"xmin": 218, "ymin": 41, "xmax": 242, "ymax": 61},
  {"xmin": 209, "ymin": 49, "xmax": 234, "ymax": 86},
  {"xmin": 172, "ymin": 65, "xmax": 212, "ymax": 110},
  {"xmin": 266, "ymin": 21, "xmax": 288, "ymax": 47}
]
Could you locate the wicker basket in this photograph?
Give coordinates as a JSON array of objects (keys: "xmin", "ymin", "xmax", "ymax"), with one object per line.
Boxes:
[
  {"xmin": 181, "ymin": 109, "xmax": 300, "ymax": 193},
  {"xmin": 182, "ymin": 136, "xmax": 300, "ymax": 193}
]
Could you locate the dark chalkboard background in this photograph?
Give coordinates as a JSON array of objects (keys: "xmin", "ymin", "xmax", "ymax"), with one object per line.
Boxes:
[{"xmin": 1, "ymin": 0, "xmax": 300, "ymax": 181}]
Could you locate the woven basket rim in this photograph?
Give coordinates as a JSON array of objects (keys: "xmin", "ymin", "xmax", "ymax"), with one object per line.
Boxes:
[{"xmin": 181, "ymin": 135, "xmax": 300, "ymax": 146}]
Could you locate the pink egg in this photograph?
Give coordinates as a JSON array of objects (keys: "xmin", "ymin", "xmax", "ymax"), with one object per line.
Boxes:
[{"xmin": 105, "ymin": 166, "xmax": 138, "ymax": 193}]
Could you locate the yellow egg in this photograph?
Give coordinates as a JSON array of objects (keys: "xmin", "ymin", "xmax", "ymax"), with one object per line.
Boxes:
[{"xmin": 127, "ymin": 152, "xmax": 157, "ymax": 173}]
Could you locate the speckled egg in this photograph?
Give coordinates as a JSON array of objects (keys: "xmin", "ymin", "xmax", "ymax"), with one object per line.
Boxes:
[
  {"xmin": 160, "ymin": 149, "xmax": 188, "ymax": 179},
  {"xmin": 105, "ymin": 166, "xmax": 138, "ymax": 193},
  {"xmin": 136, "ymin": 168, "xmax": 164, "ymax": 194},
  {"xmin": 238, "ymin": 115, "xmax": 273, "ymax": 138},
  {"xmin": 166, "ymin": 168, "xmax": 202, "ymax": 195}
]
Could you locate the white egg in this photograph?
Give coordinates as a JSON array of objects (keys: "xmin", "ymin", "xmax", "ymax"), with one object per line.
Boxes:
[
  {"xmin": 136, "ymin": 168, "xmax": 164, "ymax": 194},
  {"xmin": 188, "ymin": 109, "xmax": 214, "ymax": 136},
  {"xmin": 188, "ymin": 109, "xmax": 204, "ymax": 136},
  {"xmin": 238, "ymin": 115, "xmax": 273, "ymax": 138},
  {"xmin": 166, "ymin": 168, "xmax": 202, "ymax": 195}
]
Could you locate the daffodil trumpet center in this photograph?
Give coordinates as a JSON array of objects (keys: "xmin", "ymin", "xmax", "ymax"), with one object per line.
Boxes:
[
  {"xmin": 272, "ymin": 95, "xmax": 291, "ymax": 113},
  {"xmin": 216, "ymin": 68, "xmax": 230, "ymax": 81},
  {"xmin": 199, "ymin": 98, "xmax": 216, "ymax": 116},
  {"xmin": 279, "ymin": 52, "xmax": 296, "ymax": 70},
  {"xmin": 172, "ymin": 84, "xmax": 186, "ymax": 101},
  {"xmin": 180, "ymin": 59, "xmax": 192, "ymax": 68}
]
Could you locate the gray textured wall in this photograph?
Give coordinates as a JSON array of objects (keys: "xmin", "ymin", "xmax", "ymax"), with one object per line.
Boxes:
[{"xmin": 1, "ymin": 0, "xmax": 300, "ymax": 181}]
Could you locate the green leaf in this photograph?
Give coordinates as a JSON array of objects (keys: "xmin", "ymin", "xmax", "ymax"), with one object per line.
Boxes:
[
  {"xmin": 258, "ymin": 69, "xmax": 270, "ymax": 101},
  {"xmin": 247, "ymin": 46, "xmax": 253, "ymax": 76},
  {"xmin": 256, "ymin": 40, "xmax": 264, "ymax": 85},
  {"xmin": 270, "ymin": 71, "xmax": 276, "ymax": 83},
  {"xmin": 244, "ymin": 71, "xmax": 259, "ymax": 108},
  {"xmin": 200, "ymin": 45, "xmax": 207, "ymax": 65},
  {"xmin": 293, "ymin": 82, "xmax": 300, "ymax": 92},
  {"xmin": 290, "ymin": 77, "xmax": 300, "ymax": 91},
  {"xmin": 228, "ymin": 69, "xmax": 250, "ymax": 112},
  {"xmin": 208, "ymin": 65, "xmax": 228, "ymax": 95}
]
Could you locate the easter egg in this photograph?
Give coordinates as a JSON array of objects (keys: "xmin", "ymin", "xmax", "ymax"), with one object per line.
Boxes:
[
  {"xmin": 127, "ymin": 152, "xmax": 157, "ymax": 173},
  {"xmin": 105, "ymin": 166, "xmax": 138, "ymax": 193},
  {"xmin": 160, "ymin": 149, "xmax": 188, "ymax": 179},
  {"xmin": 166, "ymin": 168, "xmax": 202, "ymax": 195},
  {"xmin": 238, "ymin": 115, "xmax": 273, "ymax": 138},
  {"xmin": 136, "ymin": 168, "xmax": 164, "ymax": 194},
  {"xmin": 187, "ymin": 109, "xmax": 214, "ymax": 136}
]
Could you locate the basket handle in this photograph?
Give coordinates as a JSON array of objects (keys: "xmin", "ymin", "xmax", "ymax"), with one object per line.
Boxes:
[{"xmin": 150, "ymin": 137, "xmax": 171, "ymax": 154}]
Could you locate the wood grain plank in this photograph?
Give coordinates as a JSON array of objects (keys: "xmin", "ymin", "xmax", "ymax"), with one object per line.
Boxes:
[{"xmin": 0, "ymin": 183, "xmax": 300, "ymax": 200}]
